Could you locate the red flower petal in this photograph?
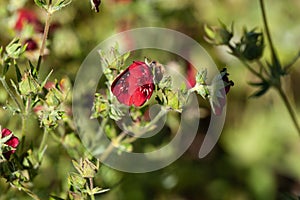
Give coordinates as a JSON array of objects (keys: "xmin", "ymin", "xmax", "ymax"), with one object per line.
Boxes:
[
  {"xmin": 186, "ymin": 62, "xmax": 197, "ymax": 88},
  {"xmin": 15, "ymin": 9, "xmax": 43, "ymax": 32},
  {"xmin": 1, "ymin": 128, "xmax": 12, "ymax": 137},
  {"xmin": 1, "ymin": 128, "xmax": 19, "ymax": 160},
  {"xmin": 5, "ymin": 136, "xmax": 19, "ymax": 148},
  {"xmin": 111, "ymin": 61, "xmax": 155, "ymax": 106}
]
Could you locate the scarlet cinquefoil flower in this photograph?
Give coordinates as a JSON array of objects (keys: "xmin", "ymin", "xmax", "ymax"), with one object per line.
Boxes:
[
  {"xmin": 1, "ymin": 128, "xmax": 19, "ymax": 160},
  {"xmin": 111, "ymin": 61, "xmax": 155, "ymax": 107},
  {"xmin": 14, "ymin": 9, "xmax": 43, "ymax": 32}
]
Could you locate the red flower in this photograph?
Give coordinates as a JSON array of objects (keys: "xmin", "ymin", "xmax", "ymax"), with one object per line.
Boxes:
[
  {"xmin": 14, "ymin": 9, "xmax": 43, "ymax": 32},
  {"xmin": 1, "ymin": 128, "xmax": 19, "ymax": 160},
  {"xmin": 111, "ymin": 61, "xmax": 155, "ymax": 107}
]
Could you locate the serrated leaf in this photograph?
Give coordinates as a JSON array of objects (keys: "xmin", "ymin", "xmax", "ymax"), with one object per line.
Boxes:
[
  {"xmin": 5, "ymin": 38, "xmax": 26, "ymax": 59},
  {"xmin": 68, "ymin": 172, "xmax": 86, "ymax": 190}
]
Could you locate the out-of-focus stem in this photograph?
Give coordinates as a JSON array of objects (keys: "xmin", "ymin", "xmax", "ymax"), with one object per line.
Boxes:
[{"xmin": 36, "ymin": 9, "xmax": 52, "ymax": 72}]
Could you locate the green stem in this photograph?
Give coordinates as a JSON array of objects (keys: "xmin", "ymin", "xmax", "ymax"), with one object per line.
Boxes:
[
  {"xmin": 21, "ymin": 98, "xmax": 30, "ymax": 139},
  {"xmin": 123, "ymin": 108, "xmax": 167, "ymax": 143},
  {"xmin": 259, "ymin": 0, "xmax": 280, "ymax": 66},
  {"xmin": 38, "ymin": 128, "xmax": 49, "ymax": 155},
  {"xmin": 88, "ymin": 177, "xmax": 95, "ymax": 200},
  {"xmin": 240, "ymin": 58, "xmax": 267, "ymax": 82},
  {"xmin": 256, "ymin": 59, "xmax": 270, "ymax": 76},
  {"xmin": 277, "ymin": 86, "xmax": 300, "ymax": 135},
  {"xmin": 100, "ymin": 131, "xmax": 127, "ymax": 162},
  {"xmin": 36, "ymin": 9, "xmax": 52, "ymax": 72},
  {"xmin": 100, "ymin": 108, "xmax": 167, "ymax": 161},
  {"xmin": 20, "ymin": 186, "xmax": 41, "ymax": 200},
  {"xmin": 228, "ymin": 44, "xmax": 267, "ymax": 81},
  {"xmin": 0, "ymin": 76, "xmax": 22, "ymax": 111}
]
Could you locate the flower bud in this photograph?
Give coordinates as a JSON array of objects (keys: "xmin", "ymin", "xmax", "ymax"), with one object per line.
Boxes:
[{"xmin": 204, "ymin": 22, "xmax": 233, "ymax": 45}]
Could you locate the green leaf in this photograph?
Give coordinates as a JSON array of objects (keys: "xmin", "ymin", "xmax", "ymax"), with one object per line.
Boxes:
[
  {"xmin": 5, "ymin": 38, "xmax": 26, "ymax": 59},
  {"xmin": 68, "ymin": 172, "xmax": 86, "ymax": 190},
  {"xmin": 91, "ymin": 187, "xmax": 110, "ymax": 195},
  {"xmin": 10, "ymin": 79, "xmax": 21, "ymax": 97},
  {"xmin": 51, "ymin": 0, "xmax": 72, "ymax": 12},
  {"xmin": 250, "ymin": 85, "xmax": 270, "ymax": 98},
  {"xmin": 14, "ymin": 62, "xmax": 22, "ymax": 82},
  {"xmin": 2, "ymin": 58, "xmax": 11, "ymax": 76},
  {"xmin": 28, "ymin": 60, "xmax": 37, "ymax": 78},
  {"xmin": 40, "ymin": 69, "xmax": 53, "ymax": 89},
  {"xmin": 248, "ymin": 80, "xmax": 270, "ymax": 97},
  {"xmin": 109, "ymin": 104, "xmax": 124, "ymax": 121},
  {"xmin": 34, "ymin": 0, "xmax": 46, "ymax": 8},
  {"xmin": 158, "ymin": 75, "xmax": 172, "ymax": 90},
  {"xmin": 63, "ymin": 133, "xmax": 85, "ymax": 159}
]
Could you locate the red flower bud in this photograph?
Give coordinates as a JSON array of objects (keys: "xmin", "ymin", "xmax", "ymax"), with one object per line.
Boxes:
[{"xmin": 24, "ymin": 38, "xmax": 38, "ymax": 51}]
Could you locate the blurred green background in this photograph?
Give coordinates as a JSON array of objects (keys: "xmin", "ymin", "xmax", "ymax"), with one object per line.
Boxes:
[{"xmin": 1, "ymin": 0, "xmax": 300, "ymax": 199}]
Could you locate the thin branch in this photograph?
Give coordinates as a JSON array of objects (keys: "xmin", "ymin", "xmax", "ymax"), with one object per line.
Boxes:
[
  {"xmin": 99, "ymin": 131, "xmax": 127, "ymax": 162},
  {"xmin": 0, "ymin": 77, "xmax": 22, "ymax": 111},
  {"xmin": 259, "ymin": 0, "xmax": 281, "ymax": 67},
  {"xmin": 36, "ymin": 9, "xmax": 52, "ymax": 72}
]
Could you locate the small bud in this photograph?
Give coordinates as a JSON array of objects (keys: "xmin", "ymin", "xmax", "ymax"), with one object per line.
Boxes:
[
  {"xmin": 24, "ymin": 38, "xmax": 38, "ymax": 51},
  {"xmin": 237, "ymin": 28, "xmax": 264, "ymax": 60},
  {"xmin": 204, "ymin": 22, "xmax": 233, "ymax": 45},
  {"xmin": 149, "ymin": 60, "xmax": 165, "ymax": 83}
]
